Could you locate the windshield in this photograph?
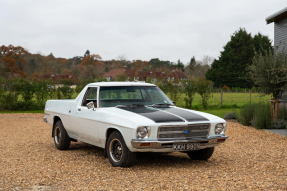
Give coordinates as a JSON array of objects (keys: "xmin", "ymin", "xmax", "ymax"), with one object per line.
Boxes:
[{"xmin": 99, "ymin": 86, "xmax": 173, "ymax": 107}]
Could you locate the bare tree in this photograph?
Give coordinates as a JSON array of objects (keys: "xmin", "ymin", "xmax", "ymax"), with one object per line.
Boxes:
[
  {"xmin": 117, "ymin": 54, "xmax": 128, "ymax": 66},
  {"xmin": 184, "ymin": 56, "xmax": 212, "ymax": 79},
  {"xmin": 202, "ymin": 55, "xmax": 214, "ymax": 66}
]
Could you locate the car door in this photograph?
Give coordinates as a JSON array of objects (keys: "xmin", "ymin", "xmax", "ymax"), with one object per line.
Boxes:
[{"xmin": 75, "ymin": 86, "xmax": 100, "ymax": 143}]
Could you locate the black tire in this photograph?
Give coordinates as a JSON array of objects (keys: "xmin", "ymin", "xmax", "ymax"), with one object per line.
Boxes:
[
  {"xmin": 53, "ymin": 120, "xmax": 71, "ymax": 150},
  {"xmin": 186, "ymin": 147, "xmax": 214, "ymax": 160},
  {"xmin": 107, "ymin": 131, "xmax": 136, "ymax": 167}
]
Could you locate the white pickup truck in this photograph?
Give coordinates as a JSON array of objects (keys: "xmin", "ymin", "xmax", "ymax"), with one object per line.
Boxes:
[{"xmin": 44, "ymin": 82, "xmax": 228, "ymax": 167}]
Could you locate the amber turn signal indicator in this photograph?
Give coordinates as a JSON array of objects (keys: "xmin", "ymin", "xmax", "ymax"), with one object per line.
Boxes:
[
  {"xmin": 217, "ymin": 139, "xmax": 225, "ymax": 142},
  {"xmin": 140, "ymin": 143, "xmax": 150, "ymax": 147}
]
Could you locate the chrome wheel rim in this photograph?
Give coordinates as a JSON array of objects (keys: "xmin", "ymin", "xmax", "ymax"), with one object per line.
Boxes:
[
  {"xmin": 109, "ymin": 138, "xmax": 123, "ymax": 163},
  {"xmin": 54, "ymin": 126, "xmax": 61, "ymax": 145}
]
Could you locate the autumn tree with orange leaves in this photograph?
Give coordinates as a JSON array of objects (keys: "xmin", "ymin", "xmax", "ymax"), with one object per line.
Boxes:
[
  {"xmin": 78, "ymin": 54, "xmax": 104, "ymax": 79},
  {"xmin": 0, "ymin": 45, "xmax": 28, "ymax": 78},
  {"xmin": 130, "ymin": 60, "xmax": 148, "ymax": 70}
]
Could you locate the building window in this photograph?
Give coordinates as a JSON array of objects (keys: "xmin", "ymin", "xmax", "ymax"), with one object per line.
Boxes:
[{"xmin": 106, "ymin": 77, "xmax": 111, "ymax": 81}]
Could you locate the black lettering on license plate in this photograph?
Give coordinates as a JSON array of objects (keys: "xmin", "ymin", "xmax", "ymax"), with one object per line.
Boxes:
[{"xmin": 173, "ymin": 143, "xmax": 200, "ymax": 151}]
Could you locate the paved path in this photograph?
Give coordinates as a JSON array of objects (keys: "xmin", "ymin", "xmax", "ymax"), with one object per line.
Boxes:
[{"xmin": 264, "ymin": 129, "xmax": 287, "ymax": 136}]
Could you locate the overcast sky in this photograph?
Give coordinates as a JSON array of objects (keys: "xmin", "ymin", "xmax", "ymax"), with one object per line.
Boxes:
[{"xmin": 0, "ymin": 0, "xmax": 285, "ymax": 64}]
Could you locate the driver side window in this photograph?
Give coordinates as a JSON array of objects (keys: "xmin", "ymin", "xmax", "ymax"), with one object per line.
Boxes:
[{"xmin": 82, "ymin": 87, "xmax": 98, "ymax": 107}]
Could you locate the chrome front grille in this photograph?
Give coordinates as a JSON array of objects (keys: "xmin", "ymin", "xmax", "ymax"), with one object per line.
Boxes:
[{"xmin": 158, "ymin": 124, "xmax": 210, "ymax": 140}]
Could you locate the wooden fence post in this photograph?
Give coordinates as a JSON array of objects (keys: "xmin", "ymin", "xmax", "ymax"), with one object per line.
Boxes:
[
  {"xmin": 221, "ymin": 89, "xmax": 223, "ymax": 107},
  {"xmin": 270, "ymin": 101, "xmax": 274, "ymax": 122},
  {"xmin": 269, "ymin": 99, "xmax": 279, "ymax": 122},
  {"xmin": 275, "ymin": 100, "xmax": 279, "ymax": 120}
]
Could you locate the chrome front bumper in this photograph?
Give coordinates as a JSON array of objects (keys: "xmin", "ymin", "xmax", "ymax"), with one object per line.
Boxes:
[{"xmin": 131, "ymin": 135, "xmax": 228, "ymax": 149}]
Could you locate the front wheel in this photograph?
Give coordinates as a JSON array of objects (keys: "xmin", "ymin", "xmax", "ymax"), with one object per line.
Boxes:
[
  {"xmin": 107, "ymin": 131, "xmax": 136, "ymax": 167},
  {"xmin": 186, "ymin": 147, "xmax": 214, "ymax": 160}
]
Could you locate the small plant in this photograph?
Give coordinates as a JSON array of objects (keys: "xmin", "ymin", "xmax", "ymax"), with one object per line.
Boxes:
[
  {"xmin": 271, "ymin": 119, "xmax": 287, "ymax": 129},
  {"xmin": 223, "ymin": 112, "xmax": 237, "ymax": 120}
]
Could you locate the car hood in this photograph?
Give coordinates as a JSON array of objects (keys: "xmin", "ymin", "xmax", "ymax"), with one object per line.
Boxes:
[{"xmin": 98, "ymin": 106, "xmax": 224, "ymax": 128}]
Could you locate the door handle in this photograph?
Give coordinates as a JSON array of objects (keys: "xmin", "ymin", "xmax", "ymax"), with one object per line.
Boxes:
[{"xmin": 78, "ymin": 108, "xmax": 81, "ymax": 111}]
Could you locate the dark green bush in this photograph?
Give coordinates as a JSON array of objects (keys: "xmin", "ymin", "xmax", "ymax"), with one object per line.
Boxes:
[
  {"xmin": 271, "ymin": 119, "xmax": 287, "ymax": 129},
  {"xmin": 278, "ymin": 105, "xmax": 287, "ymax": 120},
  {"xmin": 236, "ymin": 102, "xmax": 286, "ymax": 129},
  {"xmin": 253, "ymin": 102, "xmax": 271, "ymax": 129},
  {"xmin": 270, "ymin": 106, "xmax": 287, "ymax": 129},
  {"xmin": 237, "ymin": 103, "xmax": 256, "ymax": 126},
  {"xmin": 223, "ymin": 112, "xmax": 237, "ymax": 120},
  {"xmin": 182, "ymin": 79, "xmax": 196, "ymax": 109},
  {"xmin": 12, "ymin": 100, "xmax": 37, "ymax": 111}
]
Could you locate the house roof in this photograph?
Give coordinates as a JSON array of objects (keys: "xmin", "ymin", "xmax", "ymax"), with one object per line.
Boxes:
[
  {"xmin": 102, "ymin": 67, "xmax": 168, "ymax": 81},
  {"xmin": 266, "ymin": 7, "xmax": 287, "ymax": 24},
  {"xmin": 39, "ymin": 72, "xmax": 78, "ymax": 84},
  {"xmin": 102, "ymin": 69, "xmax": 125, "ymax": 78},
  {"xmin": 168, "ymin": 68, "xmax": 187, "ymax": 79}
]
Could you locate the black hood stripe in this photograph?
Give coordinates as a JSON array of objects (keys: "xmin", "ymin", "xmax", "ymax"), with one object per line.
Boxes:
[
  {"xmin": 117, "ymin": 107, "xmax": 184, "ymax": 123},
  {"xmin": 156, "ymin": 107, "xmax": 209, "ymax": 122}
]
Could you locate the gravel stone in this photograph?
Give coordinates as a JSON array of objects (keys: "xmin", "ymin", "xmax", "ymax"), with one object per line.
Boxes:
[{"xmin": 0, "ymin": 114, "xmax": 286, "ymax": 190}]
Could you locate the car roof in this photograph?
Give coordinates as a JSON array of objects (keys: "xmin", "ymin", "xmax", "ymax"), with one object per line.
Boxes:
[{"xmin": 87, "ymin": 81, "xmax": 156, "ymax": 87}]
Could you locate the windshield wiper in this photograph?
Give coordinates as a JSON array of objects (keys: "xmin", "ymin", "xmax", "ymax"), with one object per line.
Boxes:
[
  {"xmin": 116, "ymin": 104, "xmax": 146, "ymax": 108},
  {"xmin": 150, "ymin": 103, "xmax": 174, "ymax": 108}
]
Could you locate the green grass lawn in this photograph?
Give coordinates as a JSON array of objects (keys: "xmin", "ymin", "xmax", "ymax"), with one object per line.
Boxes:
[
  {"xmin": 5, "ymin": 92, "xmax": 271, "ymax": 118},
  {"xmin": 196, "ymin": 108, "xmax": 240, "ymax": 118},
  {"xmin": 173, "ymin": 92, "xmax": 271, "ymax": 108}
]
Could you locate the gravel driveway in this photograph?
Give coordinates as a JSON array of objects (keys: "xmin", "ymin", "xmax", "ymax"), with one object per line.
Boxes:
[{"xmin": 1, "ymin": 114, "xmax": 287, "ymax": 190}]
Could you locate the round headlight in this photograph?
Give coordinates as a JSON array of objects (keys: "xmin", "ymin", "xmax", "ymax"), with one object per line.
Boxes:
[
  {"xmin": 215, "ymin": 123, "xmax": 224, "ymax": 134},
  {"xmin": 137, "ymin": 126, "xmax": 150, "ymax": 139}
]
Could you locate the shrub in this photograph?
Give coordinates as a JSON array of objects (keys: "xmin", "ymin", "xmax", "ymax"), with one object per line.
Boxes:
[
  {"xmin": 278, "ymin": 105, "xmax": 287, "ymax": 120},
  {"xmin": 76, "ymin": 78, "xmax": 95, "ymax": 93},
  {"xmin": 271, "ymin": 119, "xmax": 287, "ymax": 129},
  {"xmin": 12, "ymin": 78, "xmax": 36, "ymax": 102},
  {"xmin": 223, "ymin": 112, "xmax": 237, "ymax": 120},
  {"xmin": 182, "ymin": 79, "xmax": 196, "ymax": 109},
  {"xmin": 196, "ymin": 77, "xmax": 213, "ymax": 109},
  {"xmin": 253, "ymin": 102, "xmax": 271, "ymax": 129},
  {"xmin": 57, "ymin": 79, "xmax": 75, "ymax": 99},
  {"xmin": 34, "ymin": 79, "xmax": 52, "ymax": 109},
  {"xmin": 237, "ymin": 103, "xmax": 256, "ymax": 126},
  {"xmin": 12, "ymin": 100, "xmax": 37, "ymax": 111}
]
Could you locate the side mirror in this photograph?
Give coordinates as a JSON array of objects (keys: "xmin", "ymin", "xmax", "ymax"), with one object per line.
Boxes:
[
  {"xmin": 86, "ymin": 101, "xmax": 96, "ymax": 111},
  {"xmin": 172, "ymin": 101, "xmax": 176, "ymax": 105}
]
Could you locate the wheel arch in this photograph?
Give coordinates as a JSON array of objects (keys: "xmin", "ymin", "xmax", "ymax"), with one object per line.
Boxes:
[
  {"xmin": 105, "ymin": 127, "xmax": 124, "ymax": 146},
  {"xmin": 104, "ymin": 126, "xmax": 127, "ymax": 157}
]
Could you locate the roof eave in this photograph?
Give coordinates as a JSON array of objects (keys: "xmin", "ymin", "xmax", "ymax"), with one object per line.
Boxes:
[{"xmin": 266, "ymin": 7, "xmax": 287, "ymax": 24}]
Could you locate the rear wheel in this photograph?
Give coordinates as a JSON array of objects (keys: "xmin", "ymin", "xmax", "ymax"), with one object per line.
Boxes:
[
  {"xmin": 53, "ymin": 120, "xmax": 71, "ymax": 150},
  {"xmin": 186, "ymin": 147, "xmax": 214, "ymax": 160},
  {"xmin": 107, "ymin": 131, "xmax": 136, "ymax": 167}
]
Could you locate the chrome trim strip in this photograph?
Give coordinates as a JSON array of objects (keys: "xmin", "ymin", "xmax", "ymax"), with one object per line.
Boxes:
[{"xmin": 131, "ymin": 135, "xmax": 228, "ymax": 149}]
